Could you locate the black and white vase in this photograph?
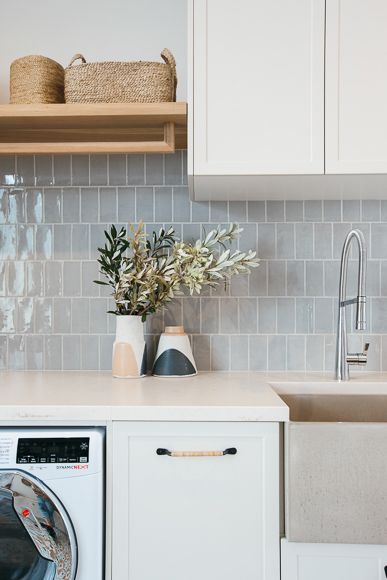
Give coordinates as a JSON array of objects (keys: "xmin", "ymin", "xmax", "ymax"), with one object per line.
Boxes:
[{"xmin": 152, "ymin": 326, "xmax": 197, "ymax": 377}]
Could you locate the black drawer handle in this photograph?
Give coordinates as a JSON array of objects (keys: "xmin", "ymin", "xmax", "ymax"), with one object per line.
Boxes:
[{"xmin": 156, "ymin": 447, "xmax": 237, "ymax": 457}]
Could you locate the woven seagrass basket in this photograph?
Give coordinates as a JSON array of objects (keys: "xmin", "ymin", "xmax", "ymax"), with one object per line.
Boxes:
[
  {"xmin": 10, "ymin": 55, "xmax": 65, "ymax": 104},
  {"xmin": 64, "ymin": 49, "xmax": 177, "ymax": 104}
]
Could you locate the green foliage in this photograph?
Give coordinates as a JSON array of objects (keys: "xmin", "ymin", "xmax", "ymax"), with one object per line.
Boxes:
[{"xmin": 94, "ymin": 222, "xmax": 258, "ymax": 319}]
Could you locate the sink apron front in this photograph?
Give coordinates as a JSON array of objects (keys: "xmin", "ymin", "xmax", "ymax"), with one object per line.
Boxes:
[{"xmin": 285, "ymin": 421, "xmax": 387, "ymax": 544}]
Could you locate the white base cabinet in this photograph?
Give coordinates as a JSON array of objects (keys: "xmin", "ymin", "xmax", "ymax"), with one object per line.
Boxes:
[
  {"xmin": 112, "ymin": 422, "xmax": 280, "ymax": 580},
  {"xmin": 281, "ymin": 539, "xmax": 387, "ymax": 580}
]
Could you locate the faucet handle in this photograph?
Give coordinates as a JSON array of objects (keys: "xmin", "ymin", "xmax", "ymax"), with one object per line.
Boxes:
[{"xmin": 347, "ymin": 342, "xmax": 370, "ymax": 366}]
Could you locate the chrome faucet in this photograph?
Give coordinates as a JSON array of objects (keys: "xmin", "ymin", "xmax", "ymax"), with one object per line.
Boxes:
[{"xmin": 335, "ymin": 229, "xmax": 369, "ymax": 381}]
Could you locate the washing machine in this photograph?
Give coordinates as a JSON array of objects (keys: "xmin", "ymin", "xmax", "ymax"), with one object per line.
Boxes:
[{"xmin": 0, "ymin": 427, "xmax": 104, "ymax": 580}]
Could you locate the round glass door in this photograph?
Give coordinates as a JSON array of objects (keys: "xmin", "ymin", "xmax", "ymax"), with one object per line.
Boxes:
[{"xmin": 0, "ymin": 471, "xmax": 77, "ymax": 580}]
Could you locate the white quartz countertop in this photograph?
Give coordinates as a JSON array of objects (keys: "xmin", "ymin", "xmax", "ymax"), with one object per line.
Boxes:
[
  {"xmin": 0, "ymin": 371, "xmax": 289, "ymax": 422},
  {"xmin": 1, "ymin": 371, "xmax": 387, "ymax": 423}
]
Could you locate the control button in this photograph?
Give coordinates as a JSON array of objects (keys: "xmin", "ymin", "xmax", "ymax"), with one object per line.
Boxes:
[
  {"xmin": 79, "ymin": 457, "xmax": 88, "ymax": 463},
  {"xmin": 21, "ymin": 509, "xmax": 30, "ymax": 518}
]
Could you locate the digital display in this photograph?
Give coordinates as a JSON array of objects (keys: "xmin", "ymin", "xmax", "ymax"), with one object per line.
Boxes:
[{"xmin": 16, "ymin": 437, "xmax": 90, "ymax": 464}]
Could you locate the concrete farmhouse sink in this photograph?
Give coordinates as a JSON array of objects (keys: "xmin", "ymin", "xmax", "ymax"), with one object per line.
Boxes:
[
  {"xmin": 281, "ymin": 393, "xmax": 387, "ymax": 423},
  {"xmin": 274, "ymin": 380, "xmax": 387, "ymax": 545}
]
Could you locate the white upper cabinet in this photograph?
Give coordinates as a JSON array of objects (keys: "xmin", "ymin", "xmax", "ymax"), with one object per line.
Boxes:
[
  {"xmin": 189, "ymin": 0, "xmax": 325, "ymax": 198},
  {"xmin": 189, "ymin": 0, "xmax": 387, "ymax": 199},
  {"xmin": 325, "ymin": 0, "xmax": 387, "ymax": 174}
]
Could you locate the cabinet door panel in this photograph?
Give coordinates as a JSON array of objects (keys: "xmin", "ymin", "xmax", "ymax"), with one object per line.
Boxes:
[
  {"xmin": 191, "ymin": 0, "xmax": 325, "ymax": 176},
  {"xmin": 326, "ymin": 0, "xmax": 387, "ymax": 173},
  {"xmin": 112, "ymin": 422, "xmax": 279, "ymax": 580},
  {"xmin": 281, "ymin": 539, "xmax": 387, "ymax": 580}
]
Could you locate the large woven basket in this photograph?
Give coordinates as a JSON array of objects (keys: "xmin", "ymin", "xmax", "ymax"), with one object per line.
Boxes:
[
  {"xmin": 10, "ymin": 55, "xmax": 64, "ymax": 104},
  {"xmin": 64, "ymin": 49, "xmax": 177, "ymax": 104}
]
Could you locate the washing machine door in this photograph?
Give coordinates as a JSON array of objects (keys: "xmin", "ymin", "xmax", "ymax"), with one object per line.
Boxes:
[{"xmin": 0, "ymin": 470, "xmax": 78, "ymax": 580}]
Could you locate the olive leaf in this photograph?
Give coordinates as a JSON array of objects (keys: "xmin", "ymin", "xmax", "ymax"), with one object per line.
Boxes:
[{"xmin": 94, "ymin": 222, "xmax": 258, "ymax": 318}]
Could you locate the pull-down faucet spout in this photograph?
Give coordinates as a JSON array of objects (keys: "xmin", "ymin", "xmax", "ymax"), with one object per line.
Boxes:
[{"xmin": 335, "ymin": 229, "xmax": 368, "ymax": 381}]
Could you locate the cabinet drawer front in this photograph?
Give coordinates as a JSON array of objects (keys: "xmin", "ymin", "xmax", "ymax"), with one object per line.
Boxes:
[{"xmin": 112, "ymin": 422, "xmax": 279, "ymax": 580}]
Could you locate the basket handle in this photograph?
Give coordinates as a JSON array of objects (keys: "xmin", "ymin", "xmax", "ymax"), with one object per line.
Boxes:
[
  {"xmin": 161, "ymin": 48, "xmax": 177, "ymax": 101},
  {"xmin": 68, "ymin": 54, "xmax": 87, "ymax": 67}
]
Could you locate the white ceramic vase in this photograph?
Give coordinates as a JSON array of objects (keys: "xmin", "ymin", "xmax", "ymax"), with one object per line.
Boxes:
[
  {"xmin": 153, "ymin": 326, "xmax": 197, "ymax": 377},
  {"xmin": 112, "ymin": 315, "xmax": 147, "ymax": 378}
]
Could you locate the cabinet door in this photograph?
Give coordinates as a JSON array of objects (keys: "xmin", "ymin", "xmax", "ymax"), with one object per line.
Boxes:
[
  {"xmin": 112, "ymin": 422, "xmax": 279, "ymax": 580},
  {"xmin": 281, "ymin": 539, "xmax": 387, "ymax": 580},
  {"xmin": 326, "ymin": 0, "xmax": 387, "ymax": 173},
  {"xmin": 189, "ymin": 0, "xmax": 325, "ymax": 177}
]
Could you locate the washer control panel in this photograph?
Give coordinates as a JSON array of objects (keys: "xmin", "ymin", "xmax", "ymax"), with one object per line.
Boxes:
[{"xmin": 16, "ymin": 437, "xmax": 90, "ymax": 464}]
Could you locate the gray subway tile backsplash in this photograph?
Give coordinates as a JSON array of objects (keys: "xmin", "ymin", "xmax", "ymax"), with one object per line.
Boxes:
[
  {"xmin": 267, "ymin": 201, "xmax": 285, "ymax": 223},
  {"xmin": 1, "ymin": 152, "xmax": 387, "ymax": 371},
  {"xmin": 304, "ymin": 200, "xmax": 322, "ymax": 222},
  {"xmin": 268, "ymin": 335, "xmax": 286, "ymax": 370},
  {"xmin": 63, "ymin": 188, "xmax": 80, "ymax": 223},
  {"xmin": 108, "ymin": 155, "xmax": 127, "ymax": 186},
  {"xmin": 219, "ymin": 297, "xmax": 238, "ymax": 334},
  {"xmin": 127, "ymin": 155, "xmax": 145, "ymax": 185},
  {"xmin": 145, "ymin": 154, "xmax": 163, "ymax": 186},
  {"xmin": 53, "ymin": 155, "xmax": 71, "ymax": 187},
  {"xmin": 258, "ymin": 297, "xmax": 276, "ymax": 333},
  {"xmin": 155, "ymin": 187, "xmax": 173, "ymax": 222},
  {"xmin": 192, "ymin": 334, "xmax": 211, "ymax": 371},
  {"xmin": 285, "ymin": 200, "xmax": 303, "ymax": 222},
  {"xmin": 276, "ymin": 223, "xmax": 294, "ymax": 259},
  {"xmin": 229, "ymin": 201, "xmax": 247, "ymax": 223},
  {"xmin": 201, "ymin": 298, "xmax": 219, "ymax": 334},
  {"xmin": 268, "ymin": 261, "xmax": 286, "ymax": 296},
  {"xmin": 164, "ymin": 151, "xmax": 183, "ymax": 185},
  {"xmin": 248, "ymin": 201, "xmax": 265, "ymax": 222},
  {"xmin": 90, "ymin": 155, "xmax": 108, "ymax": 186},
  {"xmin": 230, "ymin": 335, "xmax": 249, "ymax": 370},
  {"xmin": 63, "ymin": 262, "xmax": 81, "ymax": 296},
  {"xmin": 173, "ymin": 186, "xmax": 191, "ymax": 222},
  {"xmin": 323, "ymin": 200, "xmax": 342, "ymax": 222},
  {"xmin": 211, "ymin": 335, "xmax": 230, "ymax": 371},
  {"xmin": 35, "ymin": 156, "xmax": 54, "ymax": 187},
  {"xmin": 343, "ymin": 200, "xmax": 361, "ymax": 222},
  {"xmin": 287, "ymin": 335, "xmax": 305, "ymax": 371},
  {"xmin": 71, "ymin": 155, "xmax": 89, "ymax": 186},
  {"xmin": 16, "ymin": 157, "xmax": 35, "ymax": 187},
  {"xmin": 26, "ymin": 189, "xmax": 43, "ymax": 224}
]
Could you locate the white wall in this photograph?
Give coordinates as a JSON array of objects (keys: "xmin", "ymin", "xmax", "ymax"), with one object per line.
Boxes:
[{"xmin": 0, "ymin": 0, "xmax": 187, "ymax": 103}]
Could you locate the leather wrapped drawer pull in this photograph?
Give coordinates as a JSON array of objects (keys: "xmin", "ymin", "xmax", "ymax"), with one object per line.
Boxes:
[{"xmin": 156, "ymin": 447, "xmax": 237, "ymax": 457}]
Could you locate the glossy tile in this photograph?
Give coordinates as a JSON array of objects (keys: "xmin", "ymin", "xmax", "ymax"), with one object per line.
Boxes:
[{"xmin": 2, "ymin": 155, "xmax": 387, "ymax": 371}]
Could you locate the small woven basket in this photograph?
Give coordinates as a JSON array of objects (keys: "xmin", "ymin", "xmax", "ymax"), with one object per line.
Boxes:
[
  {"xmin": 10, "ymin": 55, "xmax": 65, "ymax": 104},
  {"xmin": 64, "ymin": 49, "xmax": 177, "ymax": 104}
]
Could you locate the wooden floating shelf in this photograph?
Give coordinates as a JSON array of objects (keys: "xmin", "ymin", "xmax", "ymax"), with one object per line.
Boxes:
[{"xmin": 0, "ymin": 102, "xmax": 187, "ymax": 154}]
